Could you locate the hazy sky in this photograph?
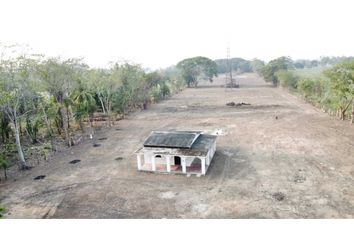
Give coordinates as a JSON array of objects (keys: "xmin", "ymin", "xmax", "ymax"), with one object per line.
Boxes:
[{"xmin": 1, "ymin": 0, "xmax": 354, "ymax": 69}]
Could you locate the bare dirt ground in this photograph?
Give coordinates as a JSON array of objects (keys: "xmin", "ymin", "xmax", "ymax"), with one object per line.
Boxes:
[{"xmin": 1, "ymin": 73, "xmax": 354, "ymax": 218}]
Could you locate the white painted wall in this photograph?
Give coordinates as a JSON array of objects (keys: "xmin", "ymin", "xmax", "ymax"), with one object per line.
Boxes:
[{"xmin": 137, "ymin": 141, "xmax": 217, "ymax": 175}]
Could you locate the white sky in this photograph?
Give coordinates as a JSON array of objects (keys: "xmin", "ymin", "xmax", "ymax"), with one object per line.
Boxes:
[{"xmin": 1, "ymin": 0, "xmax": 354, "ymax": 69}]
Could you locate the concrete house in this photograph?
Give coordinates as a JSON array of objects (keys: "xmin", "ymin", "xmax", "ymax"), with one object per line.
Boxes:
[{"xmin": 135, "ymin": 131, "xmax": 217, "ymax": 175}]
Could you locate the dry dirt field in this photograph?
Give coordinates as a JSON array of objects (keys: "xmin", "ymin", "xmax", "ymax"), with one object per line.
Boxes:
[{"xmin": 1, "ymin": 73, "xmax": 354, "ymax": 218}]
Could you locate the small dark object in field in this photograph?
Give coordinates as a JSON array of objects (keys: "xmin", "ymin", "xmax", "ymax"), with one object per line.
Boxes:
[
  {"xmin": 272, "ymin": 192, "xmax": 285, "ymax": 201},
  {"xmin": 226, "ymin": 102, "xmax": 251, "ymax": 107},
  {"xmin": 69, "ymin": 159, "xmax": 81, "ymax": 164},
  {"xmin": 93, "ymin": 143, "xmax": 101, "ymax": 147},
  {"xmin": 115, "ymin": 157, "xmax": 123, "ymax": 161},
  {"xmin": 34, "ymin": 175, "xmax": 46, "ymax": 180},
  {"xmin": 115, "ymin": 128, "xmax": 121, "ymax": 131},
  {"xmin": 22, "ymin": 166, "xmax": 33, "ymax": 171},
  {"xmin": 275, "ymin": 116, "xmax": 278, "ymax": 120},
  {"xmin": 98, "ymin": 137, "xmax": 107, "ymax": 141}
]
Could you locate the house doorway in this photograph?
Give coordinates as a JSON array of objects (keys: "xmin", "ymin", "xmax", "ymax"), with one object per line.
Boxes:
[{"xmin": 174, "ymin": 156, "xmax": 181, "ymax": 165}]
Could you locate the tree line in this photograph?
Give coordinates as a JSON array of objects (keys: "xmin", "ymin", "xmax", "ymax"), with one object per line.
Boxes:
[
  {"xmin": 0, "ymin": 46, "xmax": 186, "ymax": 179},
  {"xmin": 258, "ymin": 56, "xmax": 354, "ymax": 123}
]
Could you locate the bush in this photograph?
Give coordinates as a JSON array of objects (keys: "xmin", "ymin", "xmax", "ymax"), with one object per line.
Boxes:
[
  {"xmin": 0, "ymin": 205, "xmax": 5, "ymax": 218},
  {"xmin": 0, "ymin": 154, "xmax": 9, "ymax": 180},
  {"xmin": 276, "ymin": 70, "xmax": 298, "ymax": 89},
  {"xmin": 297, "ymin": 77, "xmax": 329, "ymax": 104}
]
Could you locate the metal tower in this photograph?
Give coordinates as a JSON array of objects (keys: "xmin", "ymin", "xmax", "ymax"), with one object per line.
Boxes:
[{"xmin": 225, "ymin": 44, "xmax": 239, "ymax": 89}]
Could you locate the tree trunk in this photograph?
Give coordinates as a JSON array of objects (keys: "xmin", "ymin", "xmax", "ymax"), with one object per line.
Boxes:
[
  {"xmin": 89, "ymin": 114, "xmax": 94, "ymax": 138},
  {"xmin": 341, "ymin": 108, "xmax": 346, "ymax": 120},
  {"xmin": 42, "ymin": 107, "xmax": 53, "ymax": 137},
  {"xmin": 13, "ymin": 117, "xmax": 28, "ymax": 170},
  {"xmin": 351, "ymin": 103, "xmax": 354, "ymax": 124},
  {"xmin": 98, "ymin": 95, "xmax": 106, "ymax": 114},
  {"xmin": 66, "ymin": 106, "xmax": 71, "ymax": 131},
  {"xmin": 59, "ymin": 107, "xmax": 71, "ymax": 147},
  {"xmin": 107, "ymin": 102, "xmax": 112, "ymax": 127},
  {"xmin": 79, "ymin": 118, "xmax": 85, "ymax": 133}
]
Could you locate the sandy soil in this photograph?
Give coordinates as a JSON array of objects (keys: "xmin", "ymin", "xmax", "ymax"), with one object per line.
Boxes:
[{"xmin": 1, "ymin": 73, "xmax": 354, "ymax": 218}]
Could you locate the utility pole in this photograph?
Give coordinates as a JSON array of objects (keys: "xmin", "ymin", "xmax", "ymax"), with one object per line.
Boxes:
[{"xmin": 225, "ymin": 44, "xmax": 234, "ymax": 89}]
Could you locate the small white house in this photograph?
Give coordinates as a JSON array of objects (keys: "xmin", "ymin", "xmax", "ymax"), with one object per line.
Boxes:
[{"xmin": 135, "ymin": 131, "xmax": 217, "ymax": 175}]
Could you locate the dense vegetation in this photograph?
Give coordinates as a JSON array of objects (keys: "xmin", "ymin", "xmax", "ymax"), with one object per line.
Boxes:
[
  {"xmin": 259, "ymin": 56, "xmax": 354, "ymax": 122},
  {"xmin": 0, "ymin": 45, "xmax": 185, "ymax": 178}
]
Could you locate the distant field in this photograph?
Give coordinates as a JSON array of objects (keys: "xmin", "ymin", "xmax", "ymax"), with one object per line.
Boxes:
[{"xmin": 291, "ymin": 67, "xmax": 328, "ymax": 79}]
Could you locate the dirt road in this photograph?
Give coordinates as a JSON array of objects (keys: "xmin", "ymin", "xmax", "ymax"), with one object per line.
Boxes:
[{"xmin": 1, "ymin": 73, "xmax": 353, "ymax": 218}]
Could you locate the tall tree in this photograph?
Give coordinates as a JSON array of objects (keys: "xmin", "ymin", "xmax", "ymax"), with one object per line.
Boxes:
[
  {"xmin": 0, "ymin": 55, "xmax": 38, "ymax": 169},
  {"xmin": 260, "ymin": 56, "xmax": 293, "ymax": 85},
  {"xmin": 37, "ymin": 58, "xmax": 86, "ymax": 146},
  {"xmin": 177, "ymin": 56, "xmax": 217, "ymax": 87},
  {"xmin": 324, "ymin": 61, "xmax": 354, "ymax": 120}
]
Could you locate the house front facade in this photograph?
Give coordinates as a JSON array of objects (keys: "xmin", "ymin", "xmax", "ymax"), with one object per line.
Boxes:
[{"xmin": 135, "ymin": 131, "xmax": 217, "ymax": 175}]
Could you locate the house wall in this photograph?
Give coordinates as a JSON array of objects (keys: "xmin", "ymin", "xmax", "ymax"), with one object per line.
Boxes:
[{"xmin": 138, "ymin": 140, "xmax": 217, "ymax": 174}]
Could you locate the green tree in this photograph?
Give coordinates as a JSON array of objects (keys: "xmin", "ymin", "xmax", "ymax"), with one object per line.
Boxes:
[
  {"xmin": 71, "ymin": 78, "xmax": 96, "ymax": 134},
  {"xmin": 260, "ymin": 56, "xmax": 293, "ymax": 85},
  {"xmin": 0, "ymin": 55, "xmax": 38, "ymax": 169},
  {"xmin": 276, "ymin": 70, "xmax": 298, "ymax": 89},
  {"xmin": 177, "ymin": 56, "xmax": 217, "ymax": 87},
  {"xmin": 37, "ymin": 58, "xmax": 86, "ymax": 145},
  {"xmin": 250, "ymin": 59, "xmax": 265, "ymax": 74},
  {"xmin": 324, "ymin": 61, "xmax": 354, "ymax": 120}
]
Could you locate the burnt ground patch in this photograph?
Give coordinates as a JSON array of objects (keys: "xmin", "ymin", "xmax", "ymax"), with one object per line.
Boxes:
[
  {"xmin": 272, "ymin": 192, "xmax": 286, "ymax": 201},
  {"xmin": 34, "ymin": 175, "xmax": 46, "ymax": 180},
  {"xmin": 69, "ymin": 159, "xmax": 81, "ymax": 164}
]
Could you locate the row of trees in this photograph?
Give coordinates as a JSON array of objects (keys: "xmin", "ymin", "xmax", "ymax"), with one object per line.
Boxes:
[
  {"xmin": 259, "ymin": 56, "xmax": 354, "ymax": 123},
  {"xmin": 215, "ymin": 56, "xmax": 354, "ymax": 75},
  {"xmin": 0, "ymin": 46, "xmax": 185, "ymax": 176},
  {"xmin": 214, "ymin": 58, "xmax": 256, "ymax": 74}
]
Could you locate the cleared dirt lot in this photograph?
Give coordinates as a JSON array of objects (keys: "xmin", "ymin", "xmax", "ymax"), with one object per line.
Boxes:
[{"xmin": 1, "ymin": 73, "xmax": 354, "ymax": 218}]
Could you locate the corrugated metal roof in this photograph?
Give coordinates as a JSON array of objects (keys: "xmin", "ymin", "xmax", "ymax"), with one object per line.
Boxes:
[
  {"xmin": 137, "ymin": 134, "xmax": 217, "ymax": 157},
  {"xmin": 143, "ymin": 131, "xmax": 201, "ymax": 149}
]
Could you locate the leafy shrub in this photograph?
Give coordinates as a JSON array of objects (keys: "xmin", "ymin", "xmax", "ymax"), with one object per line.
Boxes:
[{"xmin": 276, "ymin": 70, "xmax": 299, "ymax": 89}]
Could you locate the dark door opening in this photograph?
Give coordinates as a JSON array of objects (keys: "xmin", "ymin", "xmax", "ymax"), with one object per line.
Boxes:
[{"xmin": 174, "ymin": 156, "xmax": 181, "ymax": 165}]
